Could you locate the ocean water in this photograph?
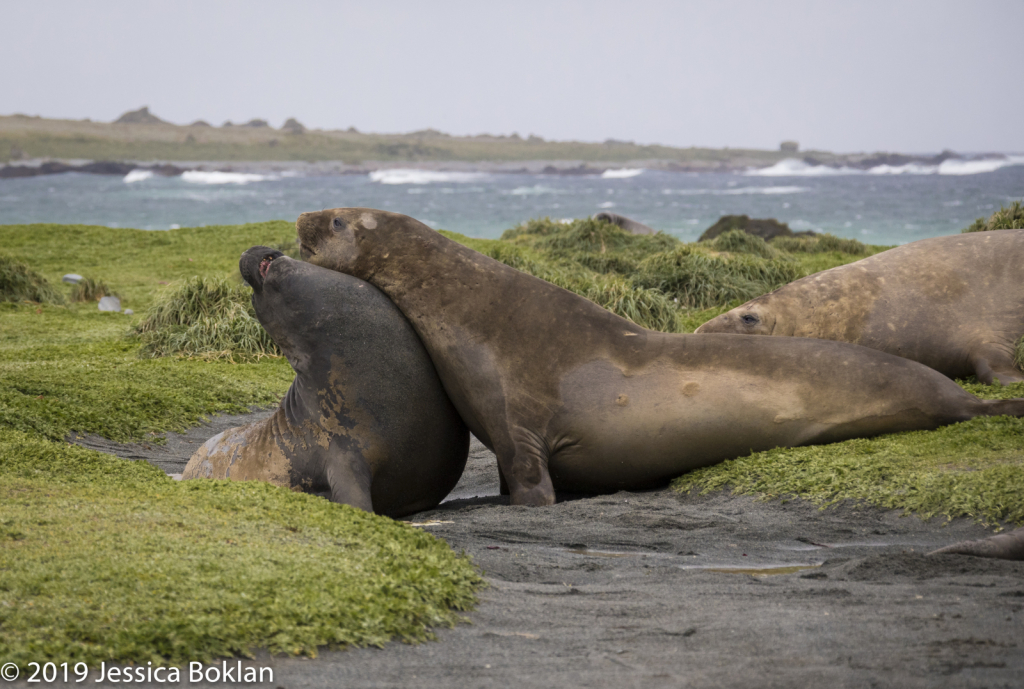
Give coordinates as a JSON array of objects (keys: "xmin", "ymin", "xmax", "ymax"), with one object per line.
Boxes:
[{"xmin": 1, "ymin": 160, "xmax": 1022, "ymax": 245}]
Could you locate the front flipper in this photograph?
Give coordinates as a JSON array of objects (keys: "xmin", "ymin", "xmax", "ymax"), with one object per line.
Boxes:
[
  {"xmin": 323, "ymin": 447, "xmax": 374, "ymax": 513},
  {"xmin": 495, "ymin": 428, "xmax": 556, "ymax": 506},
  {"xmin": 971, "ymin": 343, "xmax": 1024, "ymax": 386},
  {"xmin": 929, "ymin": 526, "xmax": 1024, "ymax": 561}
]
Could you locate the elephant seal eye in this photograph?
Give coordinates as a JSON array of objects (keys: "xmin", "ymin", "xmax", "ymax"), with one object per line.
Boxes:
[
  {"xmin": 332, "ymin": 217, "xmax": 346, "ymax": 231},
  {"xmin": 741, "ymin": 314, "xmax": 758, "ymax": 325}
]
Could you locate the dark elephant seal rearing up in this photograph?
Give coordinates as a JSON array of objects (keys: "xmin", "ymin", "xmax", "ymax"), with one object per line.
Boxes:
[
  {"xmin": 181, "ymin": 246, "xmax": 469, "ymax": 517},
  {"xmin": 297, "ymin": 208, "xmax": 1024, "ymax": 507},
  {"xmin": 696, "ymin": 230, "xmax": 1024, "ymax": 385}
]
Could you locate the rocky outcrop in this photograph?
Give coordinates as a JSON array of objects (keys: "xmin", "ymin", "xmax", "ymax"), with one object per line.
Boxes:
[
  {"xmin": 282, "ymin": 118, "xmax": 306, "ymax": 134},
  {"xmin": 114, "ymin": 107, "xmax": 167, "ymax": 125},
  {"xmin": 0, "ymin": 161, "xmax": 184, "ymax": 179},
  {"xmin": 699, "ymin": 215, "xmax": 816, "ymax": 242},
  {"xmin": 242, "ymin": 119, "xmax": 270, "ymax": 128}
]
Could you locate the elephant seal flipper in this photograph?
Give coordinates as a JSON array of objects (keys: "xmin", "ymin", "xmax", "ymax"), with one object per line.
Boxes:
[
  {"xmin": 298, "ymin": 208, "xmax": 1024, "ymax": 507},
  {"xmin": 181, "ymin": 246, "xmax": 468, "ymax": 517},
  {"xmin": 929, "ymin": 526, "xmax": 1024, "ymax": 561},
  {"xmin": 696, "ymin": 230, "xmax": 1024, "ymax": 385}
]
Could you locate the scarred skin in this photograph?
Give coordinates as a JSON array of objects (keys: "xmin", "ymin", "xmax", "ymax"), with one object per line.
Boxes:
[
  {"xmin": 297, "ymin": 208, "xmax": 1024, "ymax": 507},
  {"xmin": 930, "ymin": 526, "xmax": 1024, "ymax": 561},
  {"xmin": 181, "ymin": 246, "xmax": 469, "ymax": 517},
  {"xmin": 696, "ymin": 230, "xmax": 1024, "ymax": 385}
]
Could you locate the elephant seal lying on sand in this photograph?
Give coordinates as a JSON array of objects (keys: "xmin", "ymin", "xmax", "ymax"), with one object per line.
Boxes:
[
  {"xmin": 593, "ymin": 211, "xmax": 655, "ymax": 235},
  {"xmin": 931, "ymin": 526, "xmax": 1024, "ymax": 561},
  {"xmin": 696, "ymin": 230, "xmax": 1024, "ymax": 385},
  {"xmin": 297, "ymin": 209, "xmax": 1024, "ymax": 506},
  {"xmin": 181, "ymin": 246, "xmax": 469, "ymax": 517}
]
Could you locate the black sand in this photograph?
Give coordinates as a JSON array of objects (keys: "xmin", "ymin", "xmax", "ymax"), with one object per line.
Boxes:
[{"xmin": 66, "ymin": 414, "xmax": 1024, "ymax": 689}]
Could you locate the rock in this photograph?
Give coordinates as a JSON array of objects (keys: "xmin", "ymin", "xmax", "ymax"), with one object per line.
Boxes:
[
  {"xmin": 282, "ymin": 118, "xmax": 306, "ymax": 134},
  {"xmin": 242, "ymin": 119, "xmax": 270, "ymax": 128},
  {"xmin": 189, "ymin": 120, "xmax": 212, "ymax": 127},
  {"xmin": 62, "ymin": 274, "xmax": 84, "ymax": 284},
  {"xmin": 123, "ymin": 309, "xmax": 134, "ymax": 316},
  {"xmin": 114, "ymin": 107, "xmax": 166, "ymax": 125},
  {"xmin": 98, "ymin": 296, "xmax": 121, "ymax": 312},
  {"xmin": 780, "ymin": 141, "xmax": 799, "ymax": 153},
  {"xmin": 699, "ymin": 215, "xmax": 816, "ymax": 242}
]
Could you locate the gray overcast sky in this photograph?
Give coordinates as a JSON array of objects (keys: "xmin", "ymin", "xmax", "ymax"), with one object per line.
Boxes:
[{"xmin": 3, "ymin": 0, "xmax": 1022, "ymax": 153}]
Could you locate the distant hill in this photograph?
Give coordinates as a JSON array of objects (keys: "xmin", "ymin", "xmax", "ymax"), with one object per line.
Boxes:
[{"xmin": 0, "ymin": 110, "xmax": 794, "ymax": 169}]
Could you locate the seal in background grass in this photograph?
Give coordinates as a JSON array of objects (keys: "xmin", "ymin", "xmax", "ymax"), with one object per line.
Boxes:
[
  {"xmin": 697, "ymin": 230, "xmax": 1024, "ymax": 385},
  {"xmin": 297, "ymin": 208, "xmax": 1024, "ymax": 507},
  {"xmin": 181, "ymin": 247, "xmax": 469, "ymax": 517}
]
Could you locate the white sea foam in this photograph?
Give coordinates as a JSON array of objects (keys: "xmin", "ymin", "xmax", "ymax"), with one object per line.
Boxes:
[
  {"xmin": 507, "ymin": 185, "xmax": 561, "ymax": 196},
  {"xmin": 181, "ymin": 171, "xmax": 269, "ymax": 185},
  {"xmin": 123, "ymin": 170, "xmax": 153, "ymax": 183},
  {"xmin": 746, "ymin": 159, "xmax": 857, "ymax": 177},
  {"xmin": 601, "ymin": 168, "xmax": 644, "ymax": 179},
  {"xmin": 661, "ymin": 185, "xmax": 807, "ymax": 196},
  {"xmin": 750, "ymin": 156, "xmax": 1024, "ymax": 177},
  {"xmin": 368, "ymin": 169, "xmax": 485, "ymax": 185}
]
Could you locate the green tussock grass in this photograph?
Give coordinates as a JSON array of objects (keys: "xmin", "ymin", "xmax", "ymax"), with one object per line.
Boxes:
[
  {"xmin": 1017, "ymin": 336, "xmax": 1024, "ymax": 372},
  {"xmin": 133, "ymin": 277, "xmax": 279, "ymax": 361},
  {"xmin": 451, "ymin": 217, "xmax": 870, "ymax": 330},
  {"xmin": 0, "ymin": 255, "xmax": 65, "ymax": 305},
  {"xmin": 672, "ymin": 382, "xmax": 1024, "ymax": 526},
  {"xmin": 707, "ymin": 229, "xmax": 786, "ymax": 259},
  {"xmin": 962, "ymin": 200, "xmax": 1024, "ymax": 233},
  {"xmin": 770, "ymin": 233, "xmax": 870, "ymax": 255},
  {"xmin": 634, "ymin": 245, "xmax": 801, "ymax": 310},
  {"xmin": 69, "ymin": 277, "xmax": 115, "ymax": 303},
  {"xmin": 0, "ymin": 431, "xmax": 482, "ymax": 668}
]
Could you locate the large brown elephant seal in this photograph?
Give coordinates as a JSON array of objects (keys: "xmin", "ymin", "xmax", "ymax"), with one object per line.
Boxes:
[
  {"xmin": 593, "ymin": 211, "xmax": 655, "ymax": 235},
  {"xmin": 297, "ymin": 208, "xmax": 1024, "ymax": 506},
  {"xmin": 181, "ymin": 246, "xmax": 469, "ymax": 517},
  {"xmin": 930, "ymin": 526, "xmax": 1024, "ymax": 561},
  {"xmin": 696, "ymin": 230, "xmax": 1024, "ymax": 385}
]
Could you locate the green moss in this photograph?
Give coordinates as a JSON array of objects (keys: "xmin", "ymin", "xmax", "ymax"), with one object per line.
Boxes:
[
  {"xmin": 133, "ymin": 277, "xmax": 279, "ymax": 361},
  {"xmin": 0, "ymin": 255, "xmax": 65, "ymax": 305},
  {"xmin": 672, "ymin": 382, "xmax": 1024, "ymax": 526},
  {"xmin": 0, "ymin": 431, "xmax": 482, "ymax": 668},
  {"xmin": 962, "ymin": 200, "xmax": 1024, "ymax": 233}
]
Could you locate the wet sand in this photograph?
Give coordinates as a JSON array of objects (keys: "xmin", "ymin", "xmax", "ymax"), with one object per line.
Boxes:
[{"xmin": 67, "ymin": 416, "xmax": 1024, "ymax": 688}]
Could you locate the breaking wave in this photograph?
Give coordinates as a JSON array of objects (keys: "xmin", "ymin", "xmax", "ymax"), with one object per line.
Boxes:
[
  {"xmin": 601, "ymin": 168, "xmax": 644, "ymax": 179},
  {"xmin": 368, "ymin": 169, "xmax": 486, "ymax": 184},
  {"xmin": 122, "ymin": 170, "xmax": 153, "ymax": 183},
  {"xmin": 749, "ymin": 156, "xmax": 1024, "ymax": 177},
  {"xmin": 181, "ymin": 171, "xmax": 270, "ymax": 185}
]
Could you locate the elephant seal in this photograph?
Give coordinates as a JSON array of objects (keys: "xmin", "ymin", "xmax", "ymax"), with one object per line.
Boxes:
[
  {"xmin": 593, "ymin": 211, "xmax": 655, "ymax": 235},
  {"xmin": 696, "ymin": 230, "xmax": 1024, "ymax": 385},
  {"xmin": 297, "ymin": 208, "xmax": 1024, "ymax": 506},
  {"xmin": 181, "ymin": 246, "xmax": 469, "ymax": 517},
  {"xmin": 930, "ymin": 526, "xmax": 1024, "ymax": 561}
]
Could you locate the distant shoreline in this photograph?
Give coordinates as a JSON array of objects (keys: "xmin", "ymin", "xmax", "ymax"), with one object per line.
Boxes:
[{"xmin": 3, "ymin": 113, "xmax": 1014, "ymax": 177}]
